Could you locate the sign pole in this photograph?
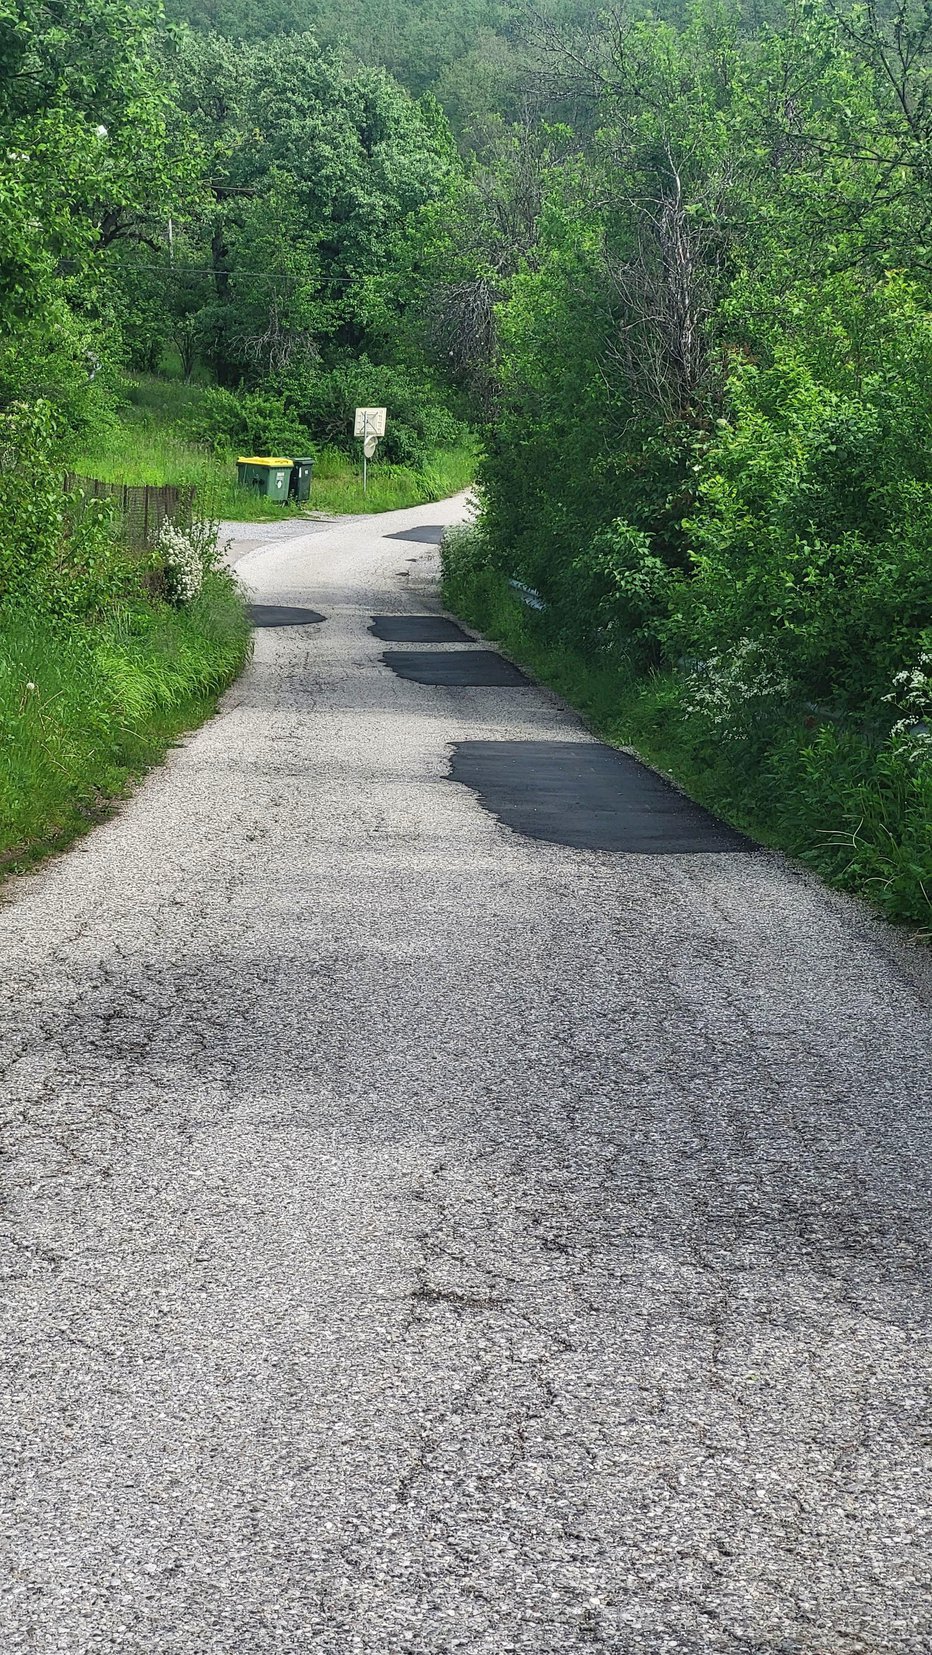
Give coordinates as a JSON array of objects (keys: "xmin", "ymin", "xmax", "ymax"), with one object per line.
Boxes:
[{"xmin": 354, "ymin": 408, "xmax": 386, "ymax": 497}]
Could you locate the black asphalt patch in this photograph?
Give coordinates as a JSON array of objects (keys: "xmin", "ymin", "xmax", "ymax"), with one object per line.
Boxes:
[
  {"xmin": 384, "ymin": 525, "xmax": 445, "ymax": 544},
  {"xmin": 382, "ymin": 650, "xmax": 529, "ymax": 687},
  {"xmin": 248, "ymin": 604, "xmax": 326, "ymax": 627},
  {"xmin": 370, "ymin": 615, "xmax": 473, "ymax": 643},
  {"xmin": 450, "ymin": 740, "xmax": 753, "ymax": 854}
]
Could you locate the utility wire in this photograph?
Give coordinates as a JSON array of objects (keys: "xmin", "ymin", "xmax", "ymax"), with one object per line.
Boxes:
[{"xmin": 64, "ymin": 260, "xmax": 420, "ymax": 285}]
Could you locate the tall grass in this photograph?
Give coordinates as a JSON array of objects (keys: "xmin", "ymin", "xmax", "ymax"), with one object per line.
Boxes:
[
  {"xmin": 72, "ymin": 374, "xmax": 477, "ymax": 520},
  {"xmin": 0, "ymin": 572, "xmax": 250, "ymax": 866}
]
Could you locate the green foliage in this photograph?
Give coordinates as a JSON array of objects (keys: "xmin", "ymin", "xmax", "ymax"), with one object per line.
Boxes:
[
  {"xmin": 479, "ymin": 189, "xmax": 623, "ymax": 586},
  {"xmin": 186, "ymin": 387, "xmax": 313, "ymax": 459},
  {"xmin": 0, "ymin": 384, "xmax": 250, "ymax": 873},
  {"xmin": 448, "ymin": 0, "xmax": 932, "ymax": 928},
  {"xmin": 0, "ymin": 0, "xmax": 194, "ymax": 427},
  {"xmin": 0, "ymin": 401, "xmax": 132, "ymax": 618},
  {"xmin": 82, "ymin": 25, "xmax": 471, "ymax": 469},
  {"xmin": 442, "ymin": 546, "xmax": 932, "ymax": 929},
  {"xmin": 161, "ymin": 0, "xmax": 597, "ymax": 145},
  {"xmin": 673, "ymin": 333, "xmax": 932, "ymax": 714},
  {"xmin": 440, "ymin": 521, "xmax": 495, "ymax": 598},
  {"xmin": 567, "ymin": 520, "xmax": 677, "ymax": 663},
  {"xmin": 105, "ymin": 32, "xmax": 461, "ymax": 391},
  {"xmin": 281, "ymin": 359, "xmax": 466, "ymax": 467}
]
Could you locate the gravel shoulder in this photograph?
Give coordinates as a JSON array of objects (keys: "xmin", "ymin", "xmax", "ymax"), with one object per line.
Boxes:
[{"xmin": 1, "ymin": 496, "xmax": 930, "ymax": 1654}]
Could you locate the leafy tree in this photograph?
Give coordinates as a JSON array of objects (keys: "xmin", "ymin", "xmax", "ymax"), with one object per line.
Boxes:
[
  {"xmin": 0, "ymin": 0, "xmax": 195, "ymax": 421},
  {"xmin": 122, "ymin": 30, "xmax": 461, "ymax": 394}
]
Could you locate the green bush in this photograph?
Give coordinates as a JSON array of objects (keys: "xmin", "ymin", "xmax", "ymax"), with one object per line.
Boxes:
[
  {"xmin": 185, "ymin": 386, "xmax": 313, "ymax": 459},
  {"xmin": 0, "ymin": 298, "xmax": 117, "ymax": 445},
  {"xmin": 281, "ymin": 359, "xmax": 466, "ymax": 468},
  {"xmin": 0, "ymin": 401, "xmax": 134, "ymax": 620},
  {"xmin": 182, "ymin": 371, "xmax": 468, "ymax": 473},
  {"xmin": 784, "ymin": 725, "xmax": 932, "ymax": 924},
  {"xmin": 566, "ymin": 519, "xmax": 677, "ymax": 663},
  {"xmin": 674, "ymin": 342, "xmax": 932, "ymax": 716},
  {"xmin": 440, "ymin": 520, "xmax": 492, "ymax": 591}
]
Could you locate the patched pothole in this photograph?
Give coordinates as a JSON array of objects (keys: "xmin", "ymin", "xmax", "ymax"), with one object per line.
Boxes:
[
  {"xmin": 450, "ymin": 739, "xmax": 754, "ymax": 854},
  {"xmin": 384, "ymin": 525, "xmax": 446, "ymax": 544},
  {"xmin": 248, "ymin": 604, "xmax": 326, "ymax": 627},
  {"xmin": 369, "ymin": 615, "xmax": 473, "ymax": 643},
  {"xmin": 382, "ymin": 649, "xmax": 529, "ymax": 686}
]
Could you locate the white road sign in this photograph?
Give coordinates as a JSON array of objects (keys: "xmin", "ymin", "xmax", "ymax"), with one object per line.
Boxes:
[
  {"xmin": 354, "ymin": 407, "xmax": 387, "ymax": 439},
  {"xmin": 363, "ymin": 433, "xmax": 379, "ymax": 459}
]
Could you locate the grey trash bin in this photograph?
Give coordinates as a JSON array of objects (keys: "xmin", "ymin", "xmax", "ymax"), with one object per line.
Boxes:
[{"xmin": 288, "ymin": 457, "xmax": 314, "ymax": 504}]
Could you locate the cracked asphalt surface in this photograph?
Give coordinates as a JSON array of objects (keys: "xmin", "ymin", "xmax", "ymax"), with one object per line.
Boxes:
[{"xmin": 2, "ymin": 497, "xmax": 932, "ymax": 1654}]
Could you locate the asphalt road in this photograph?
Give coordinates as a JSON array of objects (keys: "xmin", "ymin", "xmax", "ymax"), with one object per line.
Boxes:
[{"xmin": 2, "ymin": 498, "xmax": 931, "ymax": 1654}]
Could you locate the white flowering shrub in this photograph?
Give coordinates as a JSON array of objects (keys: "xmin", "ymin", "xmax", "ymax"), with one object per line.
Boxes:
[
  {"xmin": 156, "ymin": 515, "xmax": 222, "ymax": 606},
  {"xmin": 882, "ymin": 647, "xmax": 932, "ymax": 763},
  {"xmin": 157, "ymin": 520, "xmax": 202, "ymax": 604},
  {"xmin": 683, "ymin": 636, "xmax": 790, "ymax": 738}
]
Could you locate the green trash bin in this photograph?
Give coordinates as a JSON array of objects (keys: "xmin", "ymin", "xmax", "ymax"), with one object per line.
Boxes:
[
  {"xmin": 288, "ymin": 457, "xmax": 314, "ymax": 504},
  {"xmin": 236, "ymin": 457, "xmax": 293, "ymax": 502}
]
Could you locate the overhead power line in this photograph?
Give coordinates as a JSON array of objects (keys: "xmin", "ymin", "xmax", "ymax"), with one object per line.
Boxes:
[{"xmin": 65, "ymin": 259, "xmax": 421, "ymax": 286}]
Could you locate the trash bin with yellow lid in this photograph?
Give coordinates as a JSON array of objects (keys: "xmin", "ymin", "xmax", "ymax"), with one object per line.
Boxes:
[{"xmin": 236, "ymin": 457, "xmax": 294, "ymax": 502}]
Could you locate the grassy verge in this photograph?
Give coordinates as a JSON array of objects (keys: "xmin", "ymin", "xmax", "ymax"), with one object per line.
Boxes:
[
  {"xmin": 442, "ymin": 556, "xmax": 932, "ymax": 933},
  {"xmin": 0, "ymin": 572, "xmax": 250, "ymax": 869},
  {"xmin": 71, "ymin": 374, "xmax": 477, "ymax": 520}
]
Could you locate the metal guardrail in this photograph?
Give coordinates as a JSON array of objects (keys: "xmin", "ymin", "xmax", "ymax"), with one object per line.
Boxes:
[{"xmin": 508, "ymin": 578, "xmax": 546, "ymax": 611}]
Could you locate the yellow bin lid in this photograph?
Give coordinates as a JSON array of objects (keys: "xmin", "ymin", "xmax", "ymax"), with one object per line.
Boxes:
[{"xmin": 238, "ymin": 456, "xmax": 293, "ymax": 466}]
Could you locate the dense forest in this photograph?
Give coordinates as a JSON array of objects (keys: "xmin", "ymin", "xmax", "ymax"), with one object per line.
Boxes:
[{"xmin": 0, "ymin": 0, "xmax": 930, "ymax": 919}]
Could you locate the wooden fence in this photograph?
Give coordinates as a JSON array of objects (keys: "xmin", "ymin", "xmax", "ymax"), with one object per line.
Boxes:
[{"xmin": 64, "ymin": 475, "xmax": 196, "ymax": 550}]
